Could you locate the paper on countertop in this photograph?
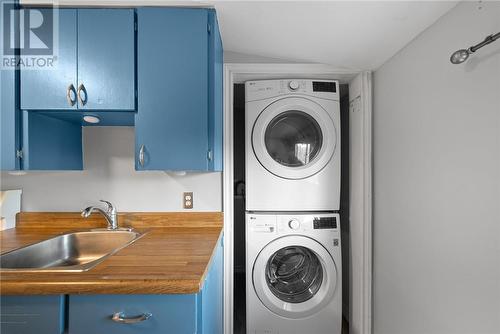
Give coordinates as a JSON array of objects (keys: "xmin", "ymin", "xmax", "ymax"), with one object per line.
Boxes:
[{"xmin": 0, "ymin": 189, "xmax": 22, "ymax": 231}]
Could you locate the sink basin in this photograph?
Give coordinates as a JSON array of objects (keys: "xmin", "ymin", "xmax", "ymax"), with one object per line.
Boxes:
[{"xmin": 0, "ymin": 230, "xmax": 145, "ymax": 272}]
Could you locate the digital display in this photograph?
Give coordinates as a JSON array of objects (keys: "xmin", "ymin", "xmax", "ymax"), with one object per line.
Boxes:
[
  {"xmin": 313, "ymin": 217, "xmax": 337, "ymax": 229},
  {"xmin": 313, "ymin": 81, "xmax": 336, "ymax": 93}
]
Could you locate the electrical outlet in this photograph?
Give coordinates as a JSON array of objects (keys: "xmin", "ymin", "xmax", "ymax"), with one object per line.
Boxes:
[{"xmin": 183, "ymin": 192, "xmax": 193, "ymax": 209}]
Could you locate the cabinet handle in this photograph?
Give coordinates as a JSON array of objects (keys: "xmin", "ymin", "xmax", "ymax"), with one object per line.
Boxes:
[
  {"xmin": 77, "ymin": 84, "xmax": 88, "ymax": 106},
  {"xmin": 66, "ymin": 84, "xmax": 77, "ymax": 106},
  {"xmin": 139, "ymin": 145, "xmax": 145, "ymax": 167},
  {"xmin": 111, "ymin": 312, "xmax": 152, "ymax": 324}
]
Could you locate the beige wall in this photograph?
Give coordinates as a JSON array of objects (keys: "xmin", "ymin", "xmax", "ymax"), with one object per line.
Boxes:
[
  {"xmin": 0, "ymin": 127, "xmax": 222, "ymax": 212},
  {"xmin": 373, "ymin": 1, "xmax": 500, "ymax": 333}
]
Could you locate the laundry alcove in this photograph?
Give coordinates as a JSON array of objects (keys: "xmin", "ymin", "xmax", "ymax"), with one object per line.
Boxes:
[{"xmin": 223, "ymin": 64, "xmax": 372, "ymax": 334}]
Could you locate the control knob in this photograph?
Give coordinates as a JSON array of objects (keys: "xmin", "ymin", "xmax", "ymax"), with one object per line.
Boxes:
[
  {"xmin": 288, "ymin": 81, "xmax": 299, "ymax": 90},
  {"xmin": 288, "ymin": 219, "xmax": 301, "ymax": 230}
]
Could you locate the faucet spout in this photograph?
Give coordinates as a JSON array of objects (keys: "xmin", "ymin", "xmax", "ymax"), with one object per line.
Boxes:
[{"xmin": 81, "ymin": 201, "xmax": 118, "ymax": 230}]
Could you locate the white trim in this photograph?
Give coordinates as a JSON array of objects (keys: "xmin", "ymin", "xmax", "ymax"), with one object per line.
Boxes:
[
  {"xmin": 223, "ymin": 64, "xmax": 372, "ymax": 334},
  {"xmin": 223, "ymin": 65, "xmax": 235, "ymax": 334},
  {"xmin": 361, "ymin": 71, "xmax": 373, "ymax": 334}
]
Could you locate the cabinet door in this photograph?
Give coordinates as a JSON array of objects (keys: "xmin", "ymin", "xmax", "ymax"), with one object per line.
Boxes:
[
  {"xmin": 0, "ymin": 295, "xmax": 64, "ymax": 334},
  {"xmin": 201, "ymin": 237, "xmax": 224, "ymax": 334},
  {"xmin": 20, "ymin": 9, "xmax": 77, "ymax": 110},
  {"xmin": 77, "ymin": 9, "xmax": 135, "ymax": 111},
  {"xmin": 1, "ymin": 62, "xmax": 20, "ymax": 170},
  {"xmin": 68, "ymin": 294, "xmax": 198, "ymax": 334},
  {"xmin": 22, "ymin": 111, "xmax": 83, "ymax": 170},
  {"xmin": 208, "ymin": 9, "xmax": 223, "ymax": 172},
  {"xmin": 136, "ymin": 8, "xmax": 208, "ymax": 170}
]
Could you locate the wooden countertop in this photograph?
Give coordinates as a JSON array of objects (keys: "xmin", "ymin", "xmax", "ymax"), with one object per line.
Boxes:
[{"xmin": 0, "ymin": 212, "xmax": 223, "ymax": 295}]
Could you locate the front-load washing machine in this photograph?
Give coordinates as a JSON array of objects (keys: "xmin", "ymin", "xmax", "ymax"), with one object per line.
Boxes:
[
  {"xmin": 245, "ymin": 79, "xmax": 341, "ymax": 211},
  {"xmin": 246, "ymin": 212, "xmax": 342, "ymax": 334}
]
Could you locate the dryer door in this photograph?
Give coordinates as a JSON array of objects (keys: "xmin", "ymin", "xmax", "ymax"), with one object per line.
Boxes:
[
  {"xmin": 252, "ymin": 97, "xmax": 337, "ymax": 179},
  {"xmin": 252, "ymin": 235, "xmax": 338, "ymax": 319}
]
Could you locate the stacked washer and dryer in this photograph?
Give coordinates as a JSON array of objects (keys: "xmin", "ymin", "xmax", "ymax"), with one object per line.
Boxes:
[{"xmin": 245, "ymin": 79, "xmax": 342, "ymax": 334}]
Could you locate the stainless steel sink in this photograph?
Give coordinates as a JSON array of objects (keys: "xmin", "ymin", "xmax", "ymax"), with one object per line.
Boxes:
[{"xmin": 0, "ymin": 230, "xmax": 145, "ymax": 272}]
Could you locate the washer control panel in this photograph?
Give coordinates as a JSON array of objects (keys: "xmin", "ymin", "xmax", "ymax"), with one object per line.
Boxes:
[{"xmin": 248, "ymin": 213, "xmax": 339, "ymax": 234}]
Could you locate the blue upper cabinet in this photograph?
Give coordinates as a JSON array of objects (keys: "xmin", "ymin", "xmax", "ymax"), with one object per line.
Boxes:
[
  {"xmin": 22, "ymin": 111, "xmax": 83, "ymax": 170},
  {"xmin": 77, "ymin": 9, "xmax": 135, "ymax": 111},
  {"xmin": 136, "ymin": 8, "xmax": 222, "ymax": 171},
  {"xmin": 20, "ymin": 9, "xmax": 135, "ymax": 111},
  {"xmin": 20, "ymin": 9, "xmax": 78, "ymax": 110}
]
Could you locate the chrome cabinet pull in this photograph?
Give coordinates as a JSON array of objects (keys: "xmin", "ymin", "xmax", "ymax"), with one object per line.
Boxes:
[
  {"xmin": 66, "ymin": 84, "xmax": 77, "ymax": 106},
  {"xmin": 111, "ymin": 312, "xmax": 152, "ymax": 324},
  {"xmin": 139, "ymin": 145, "xmax": 145, "ymax": 167},
  {"xmin": 77, "ymin": 84, "xmax": 88, "ymax": 106}
]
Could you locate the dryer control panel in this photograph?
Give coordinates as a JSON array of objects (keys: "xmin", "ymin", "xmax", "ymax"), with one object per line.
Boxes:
[
  {"xmin": 245, "ymin": 79, "xmax": 339, "ymax": 102},
  {"xmin": 313, "ymin": 216, "xmax": 337, "ymax": 229}
]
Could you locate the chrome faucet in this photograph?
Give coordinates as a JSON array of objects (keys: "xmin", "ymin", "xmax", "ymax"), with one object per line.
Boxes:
[{"xmin": 81, "ymin": 200, "xmax": 118, "ymax": 230}]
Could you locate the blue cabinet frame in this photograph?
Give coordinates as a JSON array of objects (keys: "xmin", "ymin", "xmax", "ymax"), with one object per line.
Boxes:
[
  {"xmin": 200, "ymin": 235, "xmax": 224, "ymax": 333},
  {"xmin": 208, "ymin": 9, "xmax": 224, "ymax": 172},
  {"xmin": 0, "ymin": 59, "xmax": 21, "ymax": 170}
]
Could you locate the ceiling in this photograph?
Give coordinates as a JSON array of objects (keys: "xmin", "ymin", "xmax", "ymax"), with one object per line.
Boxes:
[
  {"xmin": 213, "ymin": 1, "xmax": 458, "ymax": 70},
  {"xmin": 25, "ymin": 0, "xmax": 458, "ymax": 70}
]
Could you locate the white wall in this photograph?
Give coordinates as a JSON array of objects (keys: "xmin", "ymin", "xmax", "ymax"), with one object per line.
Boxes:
[
  {"xmin": 373, "ymin": 1, "xmax": 500, "ymax": 333},
  {"xmin": 0, "ymin": 127, "xmax": 222, "ymax": 212}
]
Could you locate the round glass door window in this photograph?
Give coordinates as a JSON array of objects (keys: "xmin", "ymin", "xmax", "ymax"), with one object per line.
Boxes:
[
  {"xmin": 264, "ymin": 111, "xmax": 323, "ymax": 167},
  {"xmin": 265, "ymin": 246, "xmax": 323, "ymax": 303}
]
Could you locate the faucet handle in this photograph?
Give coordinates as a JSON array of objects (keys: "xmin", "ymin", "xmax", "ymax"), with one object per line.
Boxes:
[{"xmin": 99, "ymin": 200, "xmax": 116, "ymax": 214}]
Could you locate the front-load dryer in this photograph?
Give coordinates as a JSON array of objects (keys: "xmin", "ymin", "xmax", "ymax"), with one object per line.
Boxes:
[
  {"xmin": 245, "ymin": 79, "xmax": 340, "ymax": 211},
  {"xmin": 246, "ymin": 212, "xmax": 342, "ymax": 334}
]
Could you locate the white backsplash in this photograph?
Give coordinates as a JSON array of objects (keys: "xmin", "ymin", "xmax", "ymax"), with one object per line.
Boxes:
[{"xmin": 0, "ymin": 127, "xmax": 222, "ymax": 212}]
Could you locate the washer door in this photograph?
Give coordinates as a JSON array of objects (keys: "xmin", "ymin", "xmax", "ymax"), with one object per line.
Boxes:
[
  {"xmin": 252, "ymin": 97, "xmax": 337, "ymax": 179},
  {"xmin": 252, "ymin": 235, "xmax": 338, "ymax": 319}
]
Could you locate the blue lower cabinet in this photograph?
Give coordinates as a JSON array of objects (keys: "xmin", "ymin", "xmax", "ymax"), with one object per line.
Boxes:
[
  {"xmin": 1, "ymin": 239, "xmax": 223, "ymax": 334},
  {"xmin": 68, "ymin": 237, "xmax": 223, "ymax": 334},
  {"xmin": 0, "ymin": 295, "xmax": 64, "ymax": 334},
  {"xmin": 201, "ymin": 236, "xmax": 224, "ymax": 334},
  {"xmin": 69, "ymin": 294, "xmax": 198, "ymax": 334}
]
